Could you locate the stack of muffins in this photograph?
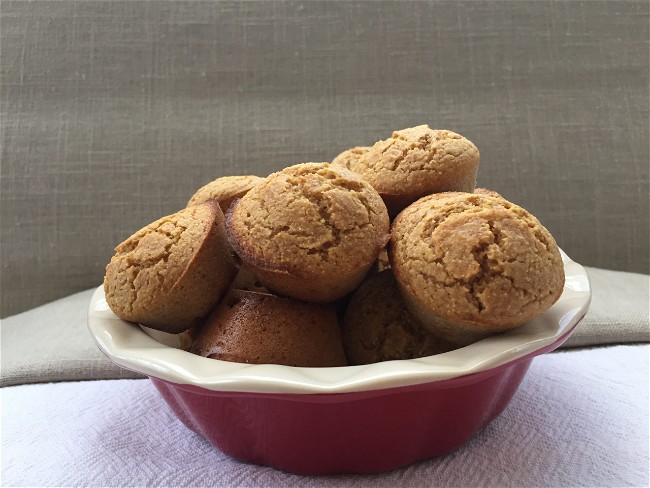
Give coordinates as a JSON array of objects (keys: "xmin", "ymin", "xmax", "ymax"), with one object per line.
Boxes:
[{"xmin": 104, "ymin": 125, "xmax": 565, "ymax": 367}]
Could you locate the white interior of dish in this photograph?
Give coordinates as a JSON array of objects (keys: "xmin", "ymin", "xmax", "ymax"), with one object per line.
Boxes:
[{"xmin": 88, "ymin": 250, "xmax": 591, "ymax": 394}]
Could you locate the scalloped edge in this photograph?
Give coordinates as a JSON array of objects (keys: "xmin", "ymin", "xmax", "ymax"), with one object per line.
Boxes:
[{"xmin": 88, "ymin": 250, "xmax": 591, "ymax": 394}]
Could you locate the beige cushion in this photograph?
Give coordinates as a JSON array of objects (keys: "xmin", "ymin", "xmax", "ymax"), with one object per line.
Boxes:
[{"xmin": 1, "ymin": 267, "xmax": 647, "ymax": 387}]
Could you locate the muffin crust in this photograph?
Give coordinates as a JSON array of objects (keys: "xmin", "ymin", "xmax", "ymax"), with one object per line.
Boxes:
[
  {"xmin": 331, "ymin": 146, "xmax": 371, "ymax": 170},
  {"xmin": 389, "ymin": 192, "xmax": 565, "ymax": 345},
  {"xmin": 191, "ymin": 290, "xmax": 348, "ymax": 367},
  {"xmin": 187, "ymin": 175, "xmax": 263, "ymax": 212},
  {"xmin": 343, "ymin": 271, "xmax": 456, "ymax": 365},
  {"xmin": 227, "ymin": 163, "xmax": 390, "ymax": 302},
  {"xmin": 104, "ymin": 201, "xmax": 238, "ymax": 333},
  {"xmin": 341, "ymin": 125, "xmax": 479, "ymax": 215}
]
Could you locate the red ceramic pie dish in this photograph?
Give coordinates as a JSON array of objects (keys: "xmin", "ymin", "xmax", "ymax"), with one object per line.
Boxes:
[{"xmin": 88, "ymin": 251, "xmax": 590, "ymax": 475}]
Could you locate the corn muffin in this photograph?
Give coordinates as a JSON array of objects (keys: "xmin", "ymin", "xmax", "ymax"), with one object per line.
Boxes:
[
  {"xmin": 187, "ymin": 175, "xmax": 263, "ymax": 213},
  {"xmin": 343, "ymin": 270, "xmax": 456, "ymax": 365},
  {"xmin": 191, "ymin": 290, "xmax": 348, "ymax": 367},
  {"xmin": 104, "ymin": 201, "xmax": 238, "ymax": 333},
  {"xmin": 333, "ymin": 125, "xmax": 479, "ymax": 216},
  {"xmin": 331, "ymin": 146, "xmax": 371, "ymax": 170},
  {"xmin": 227, "ymin": 162, "xmax": 390, "ymax": 302},
  {"xmin": 389, "ymin": 192, "xmax": 565, "ymax": 346}
]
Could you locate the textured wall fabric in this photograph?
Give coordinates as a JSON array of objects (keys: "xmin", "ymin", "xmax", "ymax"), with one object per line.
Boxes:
[
  {"xmin": 1, "ymin": 1, "xmax": 648, "ymax": 316},
  {"xmin": 2, "ymin": 346, "xmax": 648, "ymax": 486}
]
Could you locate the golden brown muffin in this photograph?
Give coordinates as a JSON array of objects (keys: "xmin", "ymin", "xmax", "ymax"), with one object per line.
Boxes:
[
  {"xmin": 389, "ymin": 192, "xmax": 565, "ymax": 346},
  {"xmin": 104, "ymin": 201, "xmax": 238, "ymax": 333},
  {"xmin": 337, "ymin": 125, "xmax": 479, "ymax": 216},
  {"xmin": 227, "ymin": 162, "xmax": 390, "ymax": 303},
  {"xmin": 191, "ymin": 290, "xmax": 348, "ymax": 367},
  {"xmin": 343, "ymin": 271, "xmax": 457, "ymax": 365},
  {"xmin": 331, "ymin": 146, "xmax": 371, "ymax": 170},
  {"xmin": 187, "ymin": 175, "xmax": 264, "ymax": 213}
]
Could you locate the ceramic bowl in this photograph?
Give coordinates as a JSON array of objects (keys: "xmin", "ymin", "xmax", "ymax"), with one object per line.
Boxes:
[{"xmin": 88, "ymin": 250, "xmax": 590, "ymax": 475}]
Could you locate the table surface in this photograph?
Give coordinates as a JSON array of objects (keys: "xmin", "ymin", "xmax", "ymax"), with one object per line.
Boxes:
[{"xmin": 2, "ymin": 344, "xmax": 648, "ymax": 487}]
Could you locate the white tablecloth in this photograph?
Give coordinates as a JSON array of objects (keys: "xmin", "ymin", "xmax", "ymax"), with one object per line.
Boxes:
[{"xmin": 2, "ymin": 345, "xmax": 648, "ymax": 487}]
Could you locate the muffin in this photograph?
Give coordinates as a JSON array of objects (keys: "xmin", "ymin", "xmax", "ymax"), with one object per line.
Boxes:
[
  {"xmin": 227, "ymin": 162, "xmax": 390, "ymax": 303},
  {"xmin": 389, "ymin": 192, "xmax": 565, "ymax": 346},
  {"xmin": 187, "ymin": 175, "xmax": 264, "ymax": 213},
  {"xmin": 331, "ymin": 146, "xmax": 371, "ymax": 170},
  {"xmin": 332, "ymin": 125, "xmax": 479, "ymax": 216},
  {"xmin": 191, "ymin": 290, "xmax": 348, "ymax": 367},
  {"xmin": 343, "ymin": 271, "xmax": 457, "ymax": 365},
  {"xmin": 104, "ymin": 201, "xmax": 238, "ymax": 333}
]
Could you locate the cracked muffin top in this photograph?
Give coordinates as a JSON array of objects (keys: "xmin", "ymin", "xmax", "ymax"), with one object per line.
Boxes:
[
  {"xmin": 107, "ymin": 205, "xmax": 214, "ymax": 298},
  {"xmin": 187, "ymin": 175, "xmax": 264, "ymax": 212},
  {"xmin": 227, "ymin": 163, "xmax": 390, "ymax": 278},
  {"xmin": 332, "ymin": 125, "xmax": 480, "ymax": 215},
  {"xmin": 104, "ymin": 201, "xmax": 237, "ymax": 332},
  {"xmin": 330, "ymin": 146, "xmax": 371, "ymax": 170},
  {"xmin": 389, "ymin": 192, "xmax": 565, "ymax": 329}
]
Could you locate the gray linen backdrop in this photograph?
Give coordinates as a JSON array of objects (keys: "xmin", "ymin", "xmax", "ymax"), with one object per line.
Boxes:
[{"xmin": 1, "ymin": 1, "xmax": 649, "ymax": 317}]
